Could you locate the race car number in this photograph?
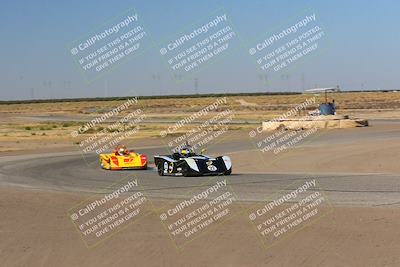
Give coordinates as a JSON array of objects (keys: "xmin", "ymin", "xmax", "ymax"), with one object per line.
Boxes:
[
  {"xmin": 164, "ymin": 162, "xmax": 174, "ymax": 173},
  {"xmin": 207, "ymin": 165, "xmax": 217, "ymax": 171}
]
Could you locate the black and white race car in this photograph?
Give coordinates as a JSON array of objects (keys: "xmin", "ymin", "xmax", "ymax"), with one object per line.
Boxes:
[{"xmin": 154, "ymin": 146, "xmax": 232, "ymax": 177}]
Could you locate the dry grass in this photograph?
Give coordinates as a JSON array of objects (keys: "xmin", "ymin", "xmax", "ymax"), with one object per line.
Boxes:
[
  {"xmin": 1, "ymin": 92, "xmax": 400, "ymax": 114},
  {"xmin": 1, "ymin": 92, "xmax": 400, "ymax": 153}
]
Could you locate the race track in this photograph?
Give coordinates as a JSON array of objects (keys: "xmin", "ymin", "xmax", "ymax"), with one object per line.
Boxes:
[{"xmin": 1, "ymin": 121, "xmax": 400, "ymax": 207}]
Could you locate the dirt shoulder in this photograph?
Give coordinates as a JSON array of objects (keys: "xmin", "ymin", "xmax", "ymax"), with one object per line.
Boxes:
[{"xmin": 0, "ymin": 186, "xmax": 399, "ymax": 267}]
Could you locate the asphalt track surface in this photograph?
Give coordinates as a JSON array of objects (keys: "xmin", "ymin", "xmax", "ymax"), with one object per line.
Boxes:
[{"xmin": 1, "ymin": 121, "xmax": 399, "ymax": 207}]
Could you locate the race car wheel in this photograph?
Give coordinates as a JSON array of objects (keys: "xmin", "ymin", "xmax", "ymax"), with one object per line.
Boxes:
[
  {"xmin": 100, "ymin": 160, "xmax": 107, "ymax": 170},
  {"xmin": 157, "ymin": 163, "xmax": 165, "ymax": 176},
  {"xmin": 224, "ymin": 168, "xmax": 232, "ymax": 175},
  {"xmin": 182, "ymin": 165, "xmax": 189, "ymax": 177},
  {"xmin": 180, "ymin": 162, "xmax": 191, "ymax": 177}
]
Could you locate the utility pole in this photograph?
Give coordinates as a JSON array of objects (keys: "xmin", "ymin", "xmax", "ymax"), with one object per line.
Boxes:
[
  {"xmin": 258, "ymin": 74, "xmax": 268, "ymax": 91},
  {"xmin": 194, "ymin": 78, "xmax": 198, "ymax": 94},
  {"xmin": 104, "ymin": 80, "xmax": 108, "ymax": 97}
]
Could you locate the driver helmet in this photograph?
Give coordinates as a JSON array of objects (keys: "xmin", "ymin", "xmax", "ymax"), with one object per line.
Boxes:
[
  {"xmin": 116, "ymin": 145, "xmax": 128, "ymax": 156},
  {"xmin": 180, "ymin": 144, "xmax": 193, "ymax": 156}
]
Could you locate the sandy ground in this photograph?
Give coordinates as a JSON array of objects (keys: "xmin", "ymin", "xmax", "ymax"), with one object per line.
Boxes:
[
  {"xmin": 1, "ymin": 125, "xmax": 400, "ymax": 266},
  {"xmin": 0, "ymin": 186, "xmax": 400, "ymax": 267},
  {"xmin": 234, "ymin": 128, "xmax": 400, "ymax": 175}
]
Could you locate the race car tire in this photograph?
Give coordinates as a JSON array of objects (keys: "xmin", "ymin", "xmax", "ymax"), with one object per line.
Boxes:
[
  {"xmin": 181, "ymin": 164, "xmax": 190, "ymax": 177},
  {"xmin": 157, "ymin": 163, "xmax": 165, "ymax": 176},
  {"xmin": 224, "ymin": 168, "xmax": 232, "ymax": 175},
  {"xmin": 100, "ymin": 160, "xmax": 108, "ymax": 170},
  {"xmin": 181, "ymin": 163, "xmax": 201, "ymax": 177}
]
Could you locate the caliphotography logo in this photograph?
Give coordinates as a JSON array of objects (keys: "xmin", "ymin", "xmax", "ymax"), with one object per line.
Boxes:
[
  {"xmin": 156, "ymin": 176, "xmax": 242, "ymax": 250},
  {"xmin": 68, "ymin": 175, "xmax": 153, "ymax": 248},
  {"xmin": 69, "ymin": 97, "xmax": 147, "ymax": 167},
  {"xmin": 157, "ymin": 8, "xmax": 241, "ymax": 81},
  {"xmin": 247, "ymin": 179, "xmax": 333, "ymax": 250},
  {"xmin": 68, "ymin": 8, "xmax": 152, "ymax": 82}
]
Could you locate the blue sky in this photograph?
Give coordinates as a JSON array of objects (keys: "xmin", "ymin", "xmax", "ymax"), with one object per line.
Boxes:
[{"xmin": 0, "ymin": 0, "xmax": 399, "ymax": 100}]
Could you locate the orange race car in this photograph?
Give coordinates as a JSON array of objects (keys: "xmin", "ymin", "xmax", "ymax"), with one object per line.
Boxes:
[{"xmin": 99, "ymin": 145, "xmax": 147, "ymax": 170}]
